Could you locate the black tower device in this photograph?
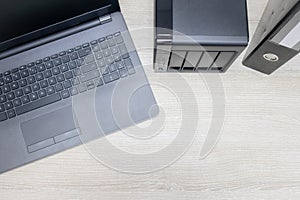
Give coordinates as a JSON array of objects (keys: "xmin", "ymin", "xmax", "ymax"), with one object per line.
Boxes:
[
  {"xmin": 154, "ymin": 0, "xmax": 249, "ymax": 73},
  {"xmin": 243, "ymin": 0, "xmax": 300, "ymax": 75}
]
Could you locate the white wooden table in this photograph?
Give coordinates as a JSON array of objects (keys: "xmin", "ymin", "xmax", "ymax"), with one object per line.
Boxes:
[{"xmin": 1, "ymin": 0, "xmax": 300, "ymax": 199}]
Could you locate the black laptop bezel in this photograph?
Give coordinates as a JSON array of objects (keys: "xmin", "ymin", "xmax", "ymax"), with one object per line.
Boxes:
[{"xmin": 0, "ymin": 0, "xmax": 120, "ymax": 53}]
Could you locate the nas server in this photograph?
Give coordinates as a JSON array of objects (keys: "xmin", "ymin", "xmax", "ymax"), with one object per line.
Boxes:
[{"xmin": 154, "ymin": 0, "xmax": 249, "ymax": 73}]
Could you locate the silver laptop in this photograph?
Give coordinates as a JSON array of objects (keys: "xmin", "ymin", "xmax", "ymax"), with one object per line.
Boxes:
[{"xmin": 0, "ymin": 0, "xmax": 158, "ymax": 173}]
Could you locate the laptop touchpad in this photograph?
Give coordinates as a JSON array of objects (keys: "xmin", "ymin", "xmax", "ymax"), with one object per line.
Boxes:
[{"xmin": 20, "ymin": 106, "xmax": 78, "ymax": 147}]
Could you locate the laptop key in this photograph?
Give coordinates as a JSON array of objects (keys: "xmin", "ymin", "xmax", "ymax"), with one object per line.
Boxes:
[
  {"xmin": 91, "ymin": 40, "xmax": 98, "ymax": 45},
  {"xmin": 63, "ymin": 80, "xmax": 72, "ymax": 89},
  {"xmin": 59, "ymin": 51, "xmax": 66, "ymax": 56},
  {"xmin": 55, "ymin": 83, "xmax": 63, "ymax": 92},
  {"xmin": 124, "ymin": 58, "xmax": 133, "ymax": 67},
  {"xmin": 68, "ymin": 61, "xmax": 77, "ymax": 69},
  {"xmin": 97, "ymin": 59, "xmax": 106, "ymax": 68},
  {"xmin": 13, "ymin": 99, "xmax": 22, "ymax": 107},
  {"xmin": 128, "ymin": 67, "xmax": 136, "ymax": 75},
  {"xmin": 119, "ymin": 69, "xmax": 128, "ymax": 78},
  {"xmin": 43, "ymin": 57, "xmax": 50, "ymax": 62},
  {"xmin": 61, "ymin": 90, "xmax": 70, "ymax": 99},
  {"xmin": 85, "ymin": 55, "xmax": 95, "ymax": 64},
  {"xmin": 19, "ymin": 65, "xmax": 27, "ymax": 70},
  {"xmin": 7, "ymin": 110, "xmax": 17, "ymax": 119},
  {"xmin": 12, "ymin": 68, "xmax": 19, "ymax": 73},
  {"xmin": 0, "ymin": 112, "xmax": 7, "ymax": 122},
  {"xmin": 0, "ymin": 104, "xmax": 5, "ymax": 112},
  {"xmin": 103, "ymin": 49, "xmax": 111, "ymax": 57},
  {"xmin": 75, "ymin": 46, "xmax": 82, "ymax": 51},
  {"xmin": 92, "ymin": 44, "xmax": 100, "ymax": 52},
  {"xmin": 27, "ymin": 62, "xmax": 35, "ymax": 68},
  {"xmin": 0, "ymin": 95, "xmax": 7, "ymax": 103},
  {"xmin": 76, "ymin": 58, "xmax": 85, "ymax": 67},
  {"xmin": 62, "ymin": 55, "xmax": 70, "ymax": 63},
  {"xmin": 45, "ymin": 61, "xmax": 54, "ymax": 69},
  {"xmin": 4, "ymin": 102, "xmax": 13, "ymax": 110},
  {"xmin": 19, "ymin": 79, "xmax": 27, "ymax": 87},
  {"xmin": 29, "ymin": 92, "xmax": 39, "ymax": 101},
  {"xmin": 103, "ymin": 72, "xmax": 120, "ymax": 84},
  {"xmin": 99, "ymin": 66, "xmax": 109, "ymax": 75},
  {"xmin": 106, "ymin": 56, "xmax": 114, "ymax": 64},
  {"xmin": 4, "ymin": 75, "xmax": 13, "ymax": 84},
  {"xmin": 35, "ymin": 59, "xmax": 42, "ymax": 65},
  {"xmin": 11, "ymin": 82, "xmax": 19, "ymax": 90},
  {"xmin": 3, "ymin": 85, "xmax": 11, "ymax": 93},
  {"xmin": 20, "ymin": 70, "xmax": 29, "ymax": 78},
  {"xmin": 48, "ymin": 77, "xmax": 57, "ymax": 85},
  {"xmin": 82, "ymin": 43, "xmax": 90, "ymax": 48},
  {"xmin": 60, "ymin": 64, "xmax": 69, "ymax": 73},
  {"xmin": 16, "ymin": 93, "xmax": 62, "ymax": 115},
  {"xmin": 32, "ymin": 83, "xmax": 40, "ymax": 92},
  {"xmin": 111, "ymin": 46, "xmax": 119, "ymax": 54},
  {"xmin": 21, "ymin": 95, "xmax": 30, "ymax": 104},
  {"xmin": 115, "ymin": 33, "xmax": 124, "ymax": 44},
  {"xmin": 95, "ymin": 52, "xmax": 103, "ymax": 60},
  {"xmin": 100, "ymin": 40, "xmax": 108, "ymax": 50},
  {"xmin": 95, "ymin": 78, "xmax": 103, "ymax": 87},
  {"xmin": 119, "ymin": 44, "xmax": 129, "ymax": 58},
  {"xmin": 71, "ymin": 77, "xmax": 80, "ymax": 86},
  {"xmin": 38, "ymin": 89, "xmax": 47, "ymax": 98},
  {"xmin": 70, "ymin": 87, "xmax": 78, "ymax": 96},
  {"xmin": 67, "ymin": 48, "xmax": 74, "ymax": 53},
  {"xmin": 107, "ymin": 35, "xmax": 116, "ymax": 47},
  {"xmin": 82, "ymin": 63, "xmax": 97, "ymax": 74},
  {"xmin": 52, "ymin": 67, "xmax": 60, "ymax": 75},
  {"xmin": 15, "ymin": 89, "xmax": 24, "ymax": 97},
  {"xmin": 116, "ymin": 61, "xmax": 125, "ymax": 69},
  {"xmin": 28, "ymin": 66, "xmax": 37, "ymax": 76},
  {"xmin": 51, "ymin": 54, "xmax": 58, "ymax": 59},
  {"xmin": 81, "ymin": 70, "xmax": 100, "ymax": 83},
  {"xmin": 70, "ymin": 52, "xmax": 79, "ymax": 60},
  {"xmin": 53, "ymin": 58, "xmax": 62, "ymax": 66},
  {"xmin": 7, "ymin": 92, "xmax": 15, "ymax": 101},
  {"xmin": 40, "ymin": 80, "xmax": 49, "ymax": 88},
  {"xmin": 65, "ymin": 71, "xmax": 73, "ymax": 79},
  {"xmin": 73, "ymin": 68, "xmax": 82, "ymax": 76},
  {"xmin": 56, "ymin": 74, "xmax": 65, "ymax": 82},
  {"xmin": 12, "ymin": 72, "xmax": 21, "ymax": 81},
  {"xmin": 109, "ymin": 63, "xmax": 117, "ymax": 72},
  {"xmin": 27, "ymin": 76, "xmax": 36, "ymax": 84},
  {"xmin": 36, "ymin": 73, "xmax": 44, "ymax": 81},
  {"xmin": 44, "ymin": 70, "xmax": 52, "ymax": 78},
  {"xmin": 86, "ymin": 81, "xmax": 95, "ymax": 90},
  {"xmin": 78, "ymin": 84, "xmax": 87, "ymax": 93},
  {"xmin": 7, "ymin": 109, "xmax": 16, "ymax": 119},
  {"xmin": 37, "ymin": 64, "xmax": 46, "ymax": 72},
  {"xmin": 78, "ymin": 48, "xmax": 92, "ymax": 58},
  {"xmin": 124, "ymin": 58, "xmax": 136, "ymax": 74},
  {"xmin": 46, "ymin": 86, "xmax": 55, "ymax": 95},
  {"xmin": 0, "ymin": 78, "xmax": 4, "ymax": 86}
]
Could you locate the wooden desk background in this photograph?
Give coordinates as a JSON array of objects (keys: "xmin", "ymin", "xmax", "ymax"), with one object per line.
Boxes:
[{"xmin": 1, "ymin": 0, "xmax": 300, "ymax": 199}]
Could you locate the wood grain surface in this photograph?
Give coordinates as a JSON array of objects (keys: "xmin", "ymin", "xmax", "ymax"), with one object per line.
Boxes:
[{"xmin": 1, "ymin": 0, "xmax": 300, "ymax": 199}]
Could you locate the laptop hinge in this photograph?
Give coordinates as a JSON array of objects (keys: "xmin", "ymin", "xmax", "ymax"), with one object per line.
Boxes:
[{"xmin": 99, "ymin": 14, "xmax": 112, "ymax": 25}]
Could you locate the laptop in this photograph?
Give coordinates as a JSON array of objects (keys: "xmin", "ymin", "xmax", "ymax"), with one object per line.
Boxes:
[{"xmin": 0, "ymin": 0, "xmax": 158, "ymax": 173}]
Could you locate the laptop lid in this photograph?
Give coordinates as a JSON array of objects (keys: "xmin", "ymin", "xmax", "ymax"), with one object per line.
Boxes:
[{"xmin": 0, "ymin": 0, "xmax": 120, "ymax": 53}]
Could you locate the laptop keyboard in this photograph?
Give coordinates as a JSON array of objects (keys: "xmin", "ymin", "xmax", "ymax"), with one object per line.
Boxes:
[{"xmin": 0, "ymin": 32, "xmax": 136, "ymax": 122}]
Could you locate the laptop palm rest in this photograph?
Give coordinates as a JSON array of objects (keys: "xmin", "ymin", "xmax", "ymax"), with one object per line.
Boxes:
[{"xmin": 20, "ymin": 106, "xmax": 80, "ymax": 152}]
